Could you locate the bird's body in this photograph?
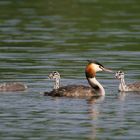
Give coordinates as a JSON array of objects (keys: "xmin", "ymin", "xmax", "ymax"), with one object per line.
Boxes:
[
  {"xmin": 45, "ymin": 85, "xmax": 96, "ymax": 97},
  {"xmin": 44, "ymin": 60, "xmax": 113, "ymax": 97},
  {"xmin": 0, "ymin": 82, "xmax": 27, "ymax": 92},
  {"xmin": 126, "ymin": 82, "xmax": 140, "ymax": 91},
  {"xmin": 115, "ymin": 71, "xmax": 140, "ymax": 92}
]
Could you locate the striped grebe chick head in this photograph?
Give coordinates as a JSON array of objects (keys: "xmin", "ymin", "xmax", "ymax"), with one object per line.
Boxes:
[
  {"xmin": 48, "ymin": 71, "xmax": 60, "ymax": 80},
  {"xmin": 48, "ymin": 71, "xmax": 60, "ymax": 90},
  {"xmin": 115, "ymin": 71, "xmax": 124, "ymax": 80}
]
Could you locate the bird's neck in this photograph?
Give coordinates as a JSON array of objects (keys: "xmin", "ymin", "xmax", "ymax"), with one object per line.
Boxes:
[
  {"xmin": 54, "ymin": 78, "xmax": 60, "ymax": 89},
  {"xmin": 119, "ymin": 77, "xmax": 127, "ymax": 91},
  {"xmin": 87, "ymin": 77, "xmax": 105, "ymax": 96}
]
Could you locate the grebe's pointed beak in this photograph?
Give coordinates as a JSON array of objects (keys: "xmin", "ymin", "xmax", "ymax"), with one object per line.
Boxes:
[{"xmin": 102, "ymin": 67, "xmax": 114, "ymax": 73}]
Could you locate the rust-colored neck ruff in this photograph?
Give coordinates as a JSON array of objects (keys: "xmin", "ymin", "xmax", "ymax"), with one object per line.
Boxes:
[{"xmin": 85, "ymin": 63, "xmax": 96, "ymax": 78}]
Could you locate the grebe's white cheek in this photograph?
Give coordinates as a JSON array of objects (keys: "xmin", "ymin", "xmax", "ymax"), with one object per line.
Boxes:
[{"xmin": 94, "ymin": 64, "xmax": 102, "ymax": 72}]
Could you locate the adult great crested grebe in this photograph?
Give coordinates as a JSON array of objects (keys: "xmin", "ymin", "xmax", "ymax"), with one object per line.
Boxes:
[
  {"xmin": 0, "ymin": 82, "xmax": 27, "ymax": 92},
  {"xmin": 115, "ymin": 71, "xmax": 140, "ymax": 92},
  {"xmin": 44, "ymin": 60, "xmax": 113, "ymax": 97}
]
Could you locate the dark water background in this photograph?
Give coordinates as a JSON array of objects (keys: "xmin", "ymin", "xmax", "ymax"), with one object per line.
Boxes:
[{"xmin": 0, "ymin": 0, "xmax": 140, "ymax": 139}]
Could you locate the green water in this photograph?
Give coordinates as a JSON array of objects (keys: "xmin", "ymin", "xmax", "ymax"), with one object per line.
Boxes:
[{"xmin": 0, "ymin": 0, "xmax": 140, "ymax": 139}]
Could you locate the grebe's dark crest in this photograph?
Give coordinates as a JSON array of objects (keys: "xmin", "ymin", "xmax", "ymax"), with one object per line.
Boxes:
[
  {"xmin": 115, "ymin": 71, "xmax": 140, "ymax": 92},
  {"xmin": 44, "ymin": 60, "xmax": 113, "ymax": 97}
]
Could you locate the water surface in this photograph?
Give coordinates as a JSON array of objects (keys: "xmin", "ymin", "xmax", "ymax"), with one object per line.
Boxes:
[{"xmin": 0, "ymin": 0, "xmax": 140, "ymax": 139}]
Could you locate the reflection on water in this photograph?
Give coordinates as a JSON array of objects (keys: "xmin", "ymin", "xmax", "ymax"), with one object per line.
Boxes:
[{"xmin": 0, "ymin": 0, "xmax": 140, "ymax": 139}]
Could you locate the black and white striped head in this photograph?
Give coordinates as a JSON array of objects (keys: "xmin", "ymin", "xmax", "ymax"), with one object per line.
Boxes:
[
  {"xmin": 48, "ymin": 71, "xmax": 60, "ymax": 80},
  {"xmin": 115, "ymin": 71, "xmax": 124, "ymax": 80}
]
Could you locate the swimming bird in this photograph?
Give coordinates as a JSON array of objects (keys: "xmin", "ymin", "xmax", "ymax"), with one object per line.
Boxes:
[
  {"xmin": 115, "ymin": 71, "xmax": 140, "ymax": 92},
  {"xmin": 0, "ymin": 82, "xmax": 27, "ymax": 92},
  {"xmin": 48, "ymin": 71, "xmax": 60, "ymax": 90},
  {"xmin": 44, "ymin": 60, "xmax": 113, "ymax": 97}
]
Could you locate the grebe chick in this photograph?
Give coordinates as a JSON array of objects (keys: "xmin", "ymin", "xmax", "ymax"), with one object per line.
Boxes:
[
  {"xmin": 48, "ymin": 71, "xmax": 60, "ymax": 90},
  {"xmin": 0, "ymin": 82, "xmax": 27, "ymax": 92},
  {"xmin": 115, "ymin": 71, "xmax": 140, "ymax": 92},
  {"xmin": 44, "ymin": 60, "xmax": 113, "ymax": 97}
]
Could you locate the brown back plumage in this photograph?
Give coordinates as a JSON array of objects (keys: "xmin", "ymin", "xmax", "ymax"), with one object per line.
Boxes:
[
  {"xmin": 0, "ymin": 82, "xmax": 27, "ymax": 92},
  {"xmin": 127, "ymin": 82, "xmax": 140, "ymax": 91},
  {"xmin": 44, "ymin": 85, "xmax": 101, "ymax": 97}
]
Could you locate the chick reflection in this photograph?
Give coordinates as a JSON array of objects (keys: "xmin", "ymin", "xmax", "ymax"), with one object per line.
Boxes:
[
  {"xmin": 118, "ymin": 91, "xmax": 140, "ymax": 101},
  {"xmin": 118, "ymin": 92, "xmax": 126, "ymax": 101}
]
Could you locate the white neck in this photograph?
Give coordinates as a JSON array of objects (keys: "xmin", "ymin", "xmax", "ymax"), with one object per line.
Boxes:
[
  {"xmin": 119, "ymin": 77, "xmax": 127, "ymax": 91},
  {"xmin": 54, "ymin": 78, "xmax": 60, "ymax": 90},
  {"xmin": 87, "ymin": 77, "xmax": 105, "ymax": 96}
]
